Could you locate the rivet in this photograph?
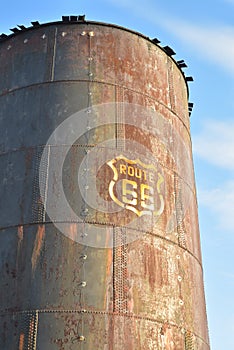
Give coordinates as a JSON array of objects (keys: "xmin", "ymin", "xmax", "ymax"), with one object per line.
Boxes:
[
  {"xmin": 41, "ymin": 34, "xmax": 46, "ymax": 39},
  {"xmin": 81, "ymin": 232, "xmax": 88, "ymax": 238},
  {"xmin": 86, "ymin": 109, "xmax": 92, "ymax": 114},
  {"xmin": 80, "ymin": 281, "xmax": 87, "ymax": 287},
  {"xmin": 85, "ymin": 185, "xmax": 89, "ymax": 189},
  {"xmin": 176, "ymin": 255, "xmax": 180, "ymax": 260},
  {"xmin": 7, "ymin": 45, "xmax": 11, "ymax": 50},
  {"xmin": 178, "ymin": 276, "xmax": 182, "ymax": 282},
  {"xmin": 86, "ymin": 126, "xmax": 91, "ymax": 130},
  {"xmin": 81, "ymin": 31, "xmax": 86, "ymax": 36},
  {"xmin": 61, "ymin": 32, "xmax": 67, "ymax": 37},
  {"xmin": 80, "ymin": 254, "xmax": 87, "ymax": 260},
  {"xmin": 88, "ymin": 57, "xmax": 93, "ymax": 61},
  {"xmin": 81, "ymin": 309, "xmax": 87, "ymax": 313},
  {"xmin": 78, "ymin": 335, "xmax": 85, "ymax": 341},
  {"xmin": 24, "ymin": 39, "xmax": 28, "ymax": 44},
  {"xmin": 179, "ymin": 299, "xmax": 184, "ymax": 305},
  {"xmin": 88, "ymin": 72, "xmax": 93, "ymax": 77},
  {"xmin": 88, "ymin": 31, "xmax": 94, "ymax": 37},
  {"xmin": 88, "ymin": 91, "xmax": 92, "ymax": 96}
]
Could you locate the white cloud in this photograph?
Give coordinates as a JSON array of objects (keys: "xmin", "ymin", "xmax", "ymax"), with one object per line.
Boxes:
[
  {"xmin": 198, "ymin": 181, "xmax": 234, "ymax": 231},
  {"xmin": 194, "ymin": 120, "xmax": 234, "ymax": 231},
  {"xmin": 162, "ymin": 20, "xmax": 234, "ymax": 75},
  {"xmin": 106, "ymin": 0, "xmax": 234, "ymax": 74},
  {"xmin": 193, "ymin": 120, "xmax": 234, "ymax": 170}
]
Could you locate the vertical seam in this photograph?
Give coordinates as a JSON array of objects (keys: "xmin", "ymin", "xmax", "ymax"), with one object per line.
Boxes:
[{"xmin": 50, "ymin": 27, "xmax": 58, "ymax": 81}]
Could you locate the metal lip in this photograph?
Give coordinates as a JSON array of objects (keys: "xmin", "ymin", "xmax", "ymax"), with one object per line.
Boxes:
[
  {"xmin": 1, "ymin": 19, "xmax": 155, "ymax": 43},
  {"xmin": 0, "ymin": 18, "xmax": 191, "ymax": 96}
]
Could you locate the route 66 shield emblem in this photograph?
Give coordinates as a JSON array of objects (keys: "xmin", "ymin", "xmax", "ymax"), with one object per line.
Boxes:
[{"xmin": 107, "ymin": 155, "xmax": 164, "ymax": 217}]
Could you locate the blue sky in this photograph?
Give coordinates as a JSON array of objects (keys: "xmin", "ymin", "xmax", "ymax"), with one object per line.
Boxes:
[{"xmin": 1, "ymin": 0, "xmax": 234, "ymax": 348}]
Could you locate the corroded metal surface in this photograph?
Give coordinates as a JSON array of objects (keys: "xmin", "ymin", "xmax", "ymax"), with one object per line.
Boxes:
[{"xmin": 0, "ymin": 20, "xmax": 209, "ymax": 349}]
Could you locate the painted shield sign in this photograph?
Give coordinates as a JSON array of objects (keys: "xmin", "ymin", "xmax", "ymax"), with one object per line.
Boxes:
[{"xmin": 107, "ymin": 155, "xmax": 164, "ymax": 217}]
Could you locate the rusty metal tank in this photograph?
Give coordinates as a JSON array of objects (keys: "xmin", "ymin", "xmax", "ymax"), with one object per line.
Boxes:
[{"xmin": 0, "ymin": 16, "xmax": 210, "ymax": 349}]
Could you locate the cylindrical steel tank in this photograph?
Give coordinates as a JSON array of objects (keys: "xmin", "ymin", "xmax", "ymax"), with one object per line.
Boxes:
[{"xmin": 0, "ymin": 18, "xmax": 210, "ymax": 349}]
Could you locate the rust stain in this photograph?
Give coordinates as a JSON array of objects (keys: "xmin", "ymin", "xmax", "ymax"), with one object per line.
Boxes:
[
  {"xmin": 106, "ymin": 246, "xmax": 112, "ymax": 277},
  {"xmin": 127, "ymin": 279, "xmax": 134, "ymax": 312},
  {"xmin": 16, "ymin": 225, "xmax": 24, "ymax": 271},
  {"xmin": 31, "ymin": 225, "xmax": 45, "ymax": 276},
  {"xmin": 104, "ymin": 246, "xmax": 113, "ymax": 311},
  {"xmin": 69, "ymin": 223, "xmax": 77, "ymax": 242},
  {"xmin": 17, "ymin": 225, "xmax": 24, "ymax": 243},
  {"xmin": 143, "ymin": 243, "xmax": 157, "ymax": 291},
  {"xmin": 160, "ymin": 322, "xmax": 174, "ymax": 349},
  {"xmin": 18, "ymin": 333, "xmax": 24, "ymax": 350}
]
